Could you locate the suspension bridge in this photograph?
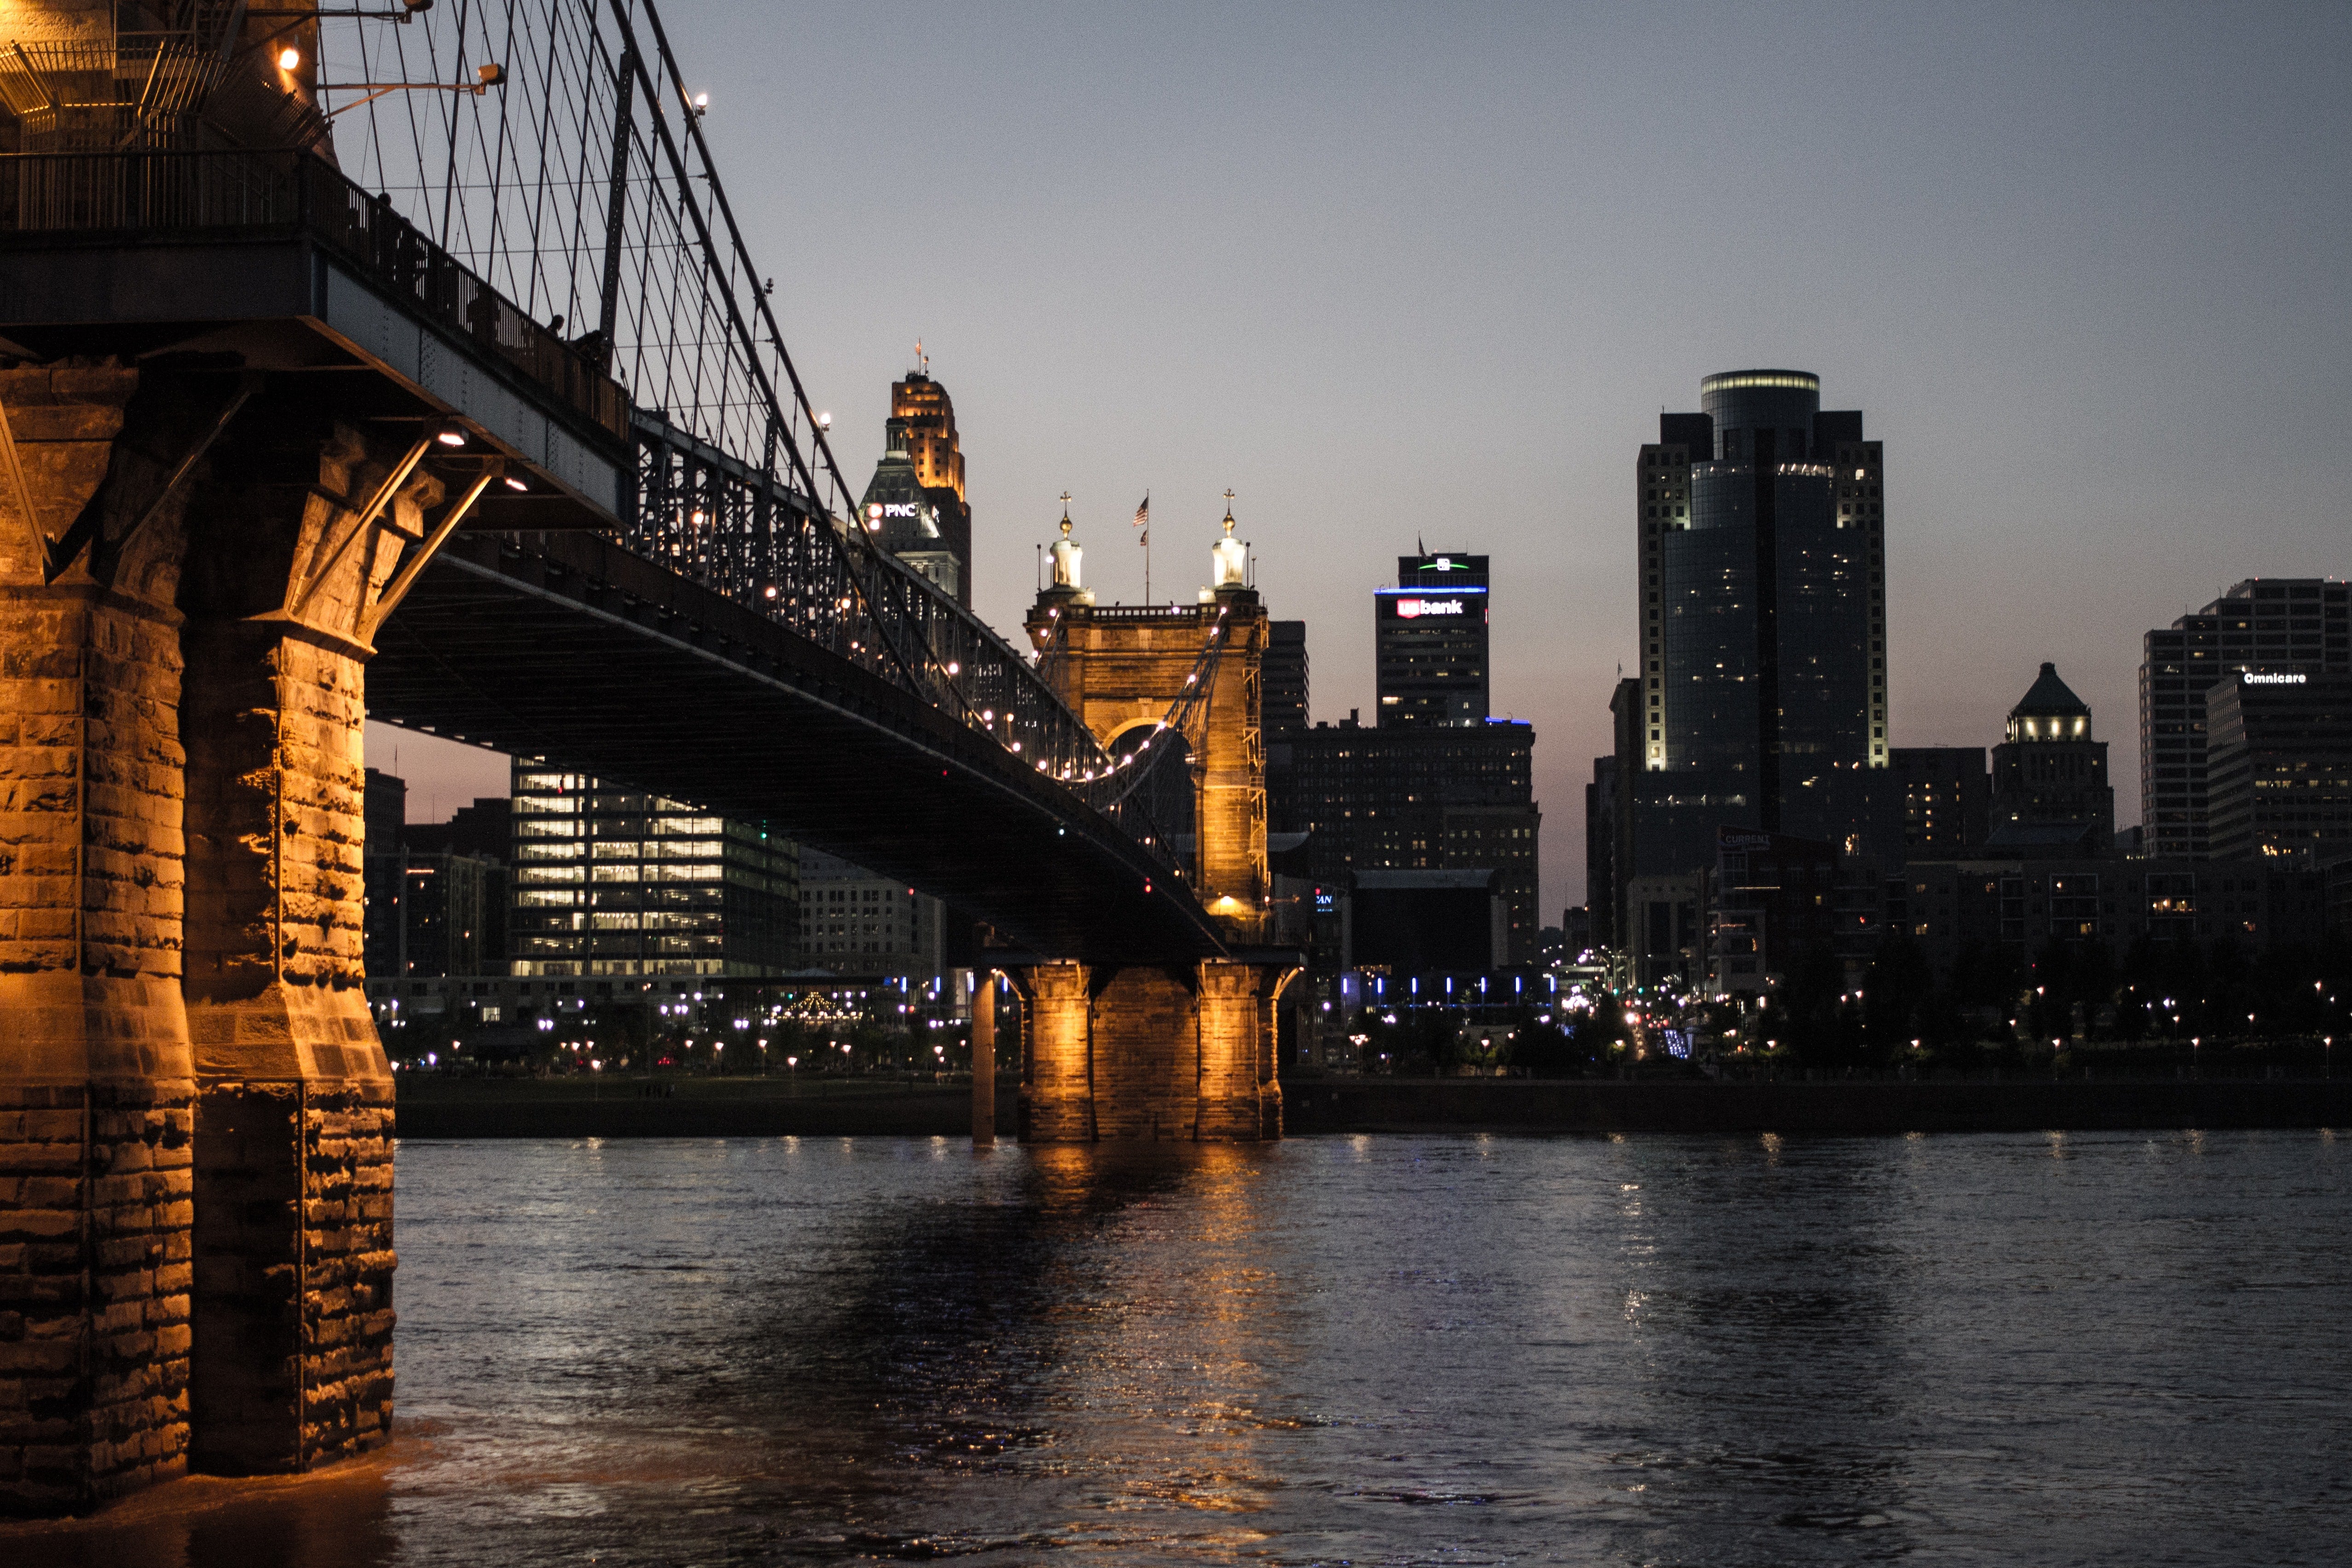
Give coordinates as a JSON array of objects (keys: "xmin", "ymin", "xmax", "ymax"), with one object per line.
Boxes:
[{"xmin": 0, "ymin": 0, "xmax": 1289, "ymax": 1516}]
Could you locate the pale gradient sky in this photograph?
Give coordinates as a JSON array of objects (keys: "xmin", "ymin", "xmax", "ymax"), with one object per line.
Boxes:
[{"xmin": 368, "ymin": 0, "xmax": 2352, "ymax": 913}]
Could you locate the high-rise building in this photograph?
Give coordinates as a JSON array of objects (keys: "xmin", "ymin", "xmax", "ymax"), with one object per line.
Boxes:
[
  {"xmin": 1585, "ymin": 755, "xmax": 1620, "ymax": 950},
  {"xmin": 2140, "ymin": 579, "xmax": 2350, "ymax": 858},
  {"xmin": 1264, "ymin": 620, "xmax": 1309, "ymax": 737},
  {"xmin": 1375, "ymin": 552, "xmax": 1488, "ymax": 727},
  {"xmin": 1888, "ymin": 746, "xmax": 1988, "ymax": 858},
  {"xmin": 858, "ymin": 417, "xmax": 966, "ymax": 602},
  {"xmin": 843, "ymin": 368, "xmax": 973, "ymax": 949},
  {"xmin": 892, "ymin": 366, "xmax": 971, "ymax": 602},
  {"xmin": 893, "ymin": 366, "xmax": 965, "ymax": 501},
  {"xmin": 507, "ymin": 760, "xmax": 798, "ymax": 977},
  {"xmin": 2205, "ymin": 672, "xmax": 2352, "ymax": 866},
  {"xmin": 1620, "ymin": 369, "xmax": 1893, "ymax": 934},
  {"xmin": 1586, "ymin": 677, "xmax": 1641, "ymax": 950},
  {"xmin": 1987, "ymin": 663, "xmax": 2114, "ymax": 856}
]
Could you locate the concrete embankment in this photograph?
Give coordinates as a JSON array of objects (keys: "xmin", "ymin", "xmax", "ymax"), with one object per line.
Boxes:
[
  {"xmin": 396, "ymin": 1085, "xmax": 973, "ymax": 1139},
  {"xmin": 1280, "ymin": 1076, "xmax": 2352, "ymax": 1136},
  {"xmin": 397, "ymin": 1076, "xmax": 2352, "ymax": 1139}
]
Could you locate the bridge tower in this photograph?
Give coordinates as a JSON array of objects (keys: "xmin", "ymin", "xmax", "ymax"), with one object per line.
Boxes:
[
  {"xmin": 0, "ymin": 364, "xmax": 410, "ymax": 1511},
  {"xmin": 1014, "ymin": 504, "xmax": 1292, "ymax": 1141}
]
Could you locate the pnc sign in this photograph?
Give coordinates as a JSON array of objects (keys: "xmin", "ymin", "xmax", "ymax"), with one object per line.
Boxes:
[
  {"xmin": 1394, "ymin": 598, "xmax": 1467, "ymax": 619},
  {"xmin": 866, "ymin": 502, "xmax": 924, "ymax": 520}
]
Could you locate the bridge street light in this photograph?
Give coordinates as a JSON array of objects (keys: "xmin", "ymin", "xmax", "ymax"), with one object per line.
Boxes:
[{"xmin": 322, "ymin": 61, "xmax": 507, "ymax": 117}]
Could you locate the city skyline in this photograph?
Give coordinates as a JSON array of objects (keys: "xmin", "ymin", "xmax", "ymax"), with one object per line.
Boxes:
[{"xmin": 367, "ymin": 0, "xmax": 2352, "ymax": 912}]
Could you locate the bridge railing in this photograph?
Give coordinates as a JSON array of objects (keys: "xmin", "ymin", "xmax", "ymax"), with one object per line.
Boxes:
[{"xmin": 0, "ymin": 146, "xmax": 630, "ymax": 443}]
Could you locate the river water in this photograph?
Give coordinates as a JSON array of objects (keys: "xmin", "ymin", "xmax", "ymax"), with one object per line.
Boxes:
[{"xmin": 20, "ymin": 1128, "xmax": 2352, "ymax": 1566}]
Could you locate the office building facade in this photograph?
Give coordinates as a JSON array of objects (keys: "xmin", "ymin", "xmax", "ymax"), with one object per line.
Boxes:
[
  {"xmin": 1280, "ymin": 717, "xmax": 1540, "ymax": 965},
  {"xmin": 1900, "ymin": 857, "xmax": 2326, "ymax": 974},
  {"xmin": 508, "ymin": 760, "xmax": 798, "ymax": 977},
  {"xmin": 797, "ymin": 847, "xmax": 949, "ymax": 979},
  {"xmin": 1376, "ymin": 553, "xmax": 1488, "ymax": 726},
  {"xmin": 1620, "ymin": 369, "xmax": 1893, "ymax": 934},
  {"xmin": 2205, "ymin": 672, "xmax": 2352, "ymax": 866},
  {"xmin": 2140, "ymin": 578, "xmax": 2349, "ymax": 857}
]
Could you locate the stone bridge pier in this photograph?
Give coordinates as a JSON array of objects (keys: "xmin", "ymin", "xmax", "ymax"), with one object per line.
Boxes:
[
  {"xmin": 1015, "ymin": 508, "xmax": 1296, "ymax": 1142},
  {"xmin": 1, "ymin": 360, "xmax": 423, "ymax": 1513}
]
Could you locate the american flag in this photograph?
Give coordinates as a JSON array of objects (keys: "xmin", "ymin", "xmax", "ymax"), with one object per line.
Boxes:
[{"xmin": 1133, "ymin": 493, "xmax": 1149, "ymax": 545}]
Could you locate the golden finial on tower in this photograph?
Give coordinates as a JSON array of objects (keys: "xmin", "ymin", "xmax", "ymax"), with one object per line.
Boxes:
[
  {"xmin": 1059, "ymin": 492, "xmax": 1073, "ymax": 537},
  {"xmin": 1221, "ymin": 488, "xmax": 1237, "ymax": 536}
]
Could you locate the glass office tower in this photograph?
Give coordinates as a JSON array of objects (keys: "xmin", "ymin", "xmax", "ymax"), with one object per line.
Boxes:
[{"xmin": 1627, "ymin": 369, "xmax": 1891, "ymax": 893}]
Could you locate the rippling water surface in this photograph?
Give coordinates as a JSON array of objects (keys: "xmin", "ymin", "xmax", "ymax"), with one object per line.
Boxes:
[{"xmin": 23, "ymin": 1128, "xmax": 2352, "ymax": 1565}]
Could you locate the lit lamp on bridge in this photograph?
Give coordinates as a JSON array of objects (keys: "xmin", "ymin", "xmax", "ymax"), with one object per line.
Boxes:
[{"xmin": 322, "ymin": 61, "xmax": 507, "ymax": 116}]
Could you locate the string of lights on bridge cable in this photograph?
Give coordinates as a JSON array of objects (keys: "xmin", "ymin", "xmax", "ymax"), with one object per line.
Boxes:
[{"xmin": 0, "ymin": 0, "xmax": 1217, "ymax": 884}]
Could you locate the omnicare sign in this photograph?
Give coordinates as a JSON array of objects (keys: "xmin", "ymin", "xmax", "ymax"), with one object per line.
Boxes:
[{"xmin": 2244, "ymin": 672, "xmax": 2307, "ymax": 685}]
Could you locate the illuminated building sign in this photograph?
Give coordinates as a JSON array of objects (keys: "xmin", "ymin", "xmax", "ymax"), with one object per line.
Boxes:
[
  {"xmin": 1380, "ymin": 586, "xmax": 1486, "ymax": 620},
  {"xmin": 866, "ymin": 502, "xmax": 924, "ymax": 520},
  {"xmin": 2243, "ymin": 672, "xmax": 2307, "ymax": 685}
]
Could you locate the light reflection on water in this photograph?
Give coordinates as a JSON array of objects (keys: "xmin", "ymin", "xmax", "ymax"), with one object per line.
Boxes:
[{"xmin": 16, "ymin": 1129, "xmax": 2352, "ymax": 1566}]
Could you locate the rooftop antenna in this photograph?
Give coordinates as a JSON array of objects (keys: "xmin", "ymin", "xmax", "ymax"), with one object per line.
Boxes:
[{"xmin": 915, "ymin": 337, "xmax": 928, "ymax": 376}]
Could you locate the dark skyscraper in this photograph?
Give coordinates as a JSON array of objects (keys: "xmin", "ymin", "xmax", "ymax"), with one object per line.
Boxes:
[
  {"xmin": 1375, "ymin": 552, "xmax": 1488, "ymax": 727},
  {"xmin": 1264, "ymin": 620, "xmax": 1309, "ymax": 737},
  {"xmin": 2139, "ymin": 578, "xmax": 2349, "ymax": 858},
  {"xmin": 1626, "ymin": 369, "xmax": 1891, "ymax": 899}
]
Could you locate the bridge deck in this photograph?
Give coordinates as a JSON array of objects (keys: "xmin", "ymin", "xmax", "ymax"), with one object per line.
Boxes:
[{"xmin": 367, "ymin": 530, "xmax": 1225, "ymax": 963}]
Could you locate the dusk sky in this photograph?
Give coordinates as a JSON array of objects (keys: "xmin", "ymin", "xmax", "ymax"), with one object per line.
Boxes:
[{"xmin": 369, "ymin": 0, "xmax": 2352, "ymax": 911}]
